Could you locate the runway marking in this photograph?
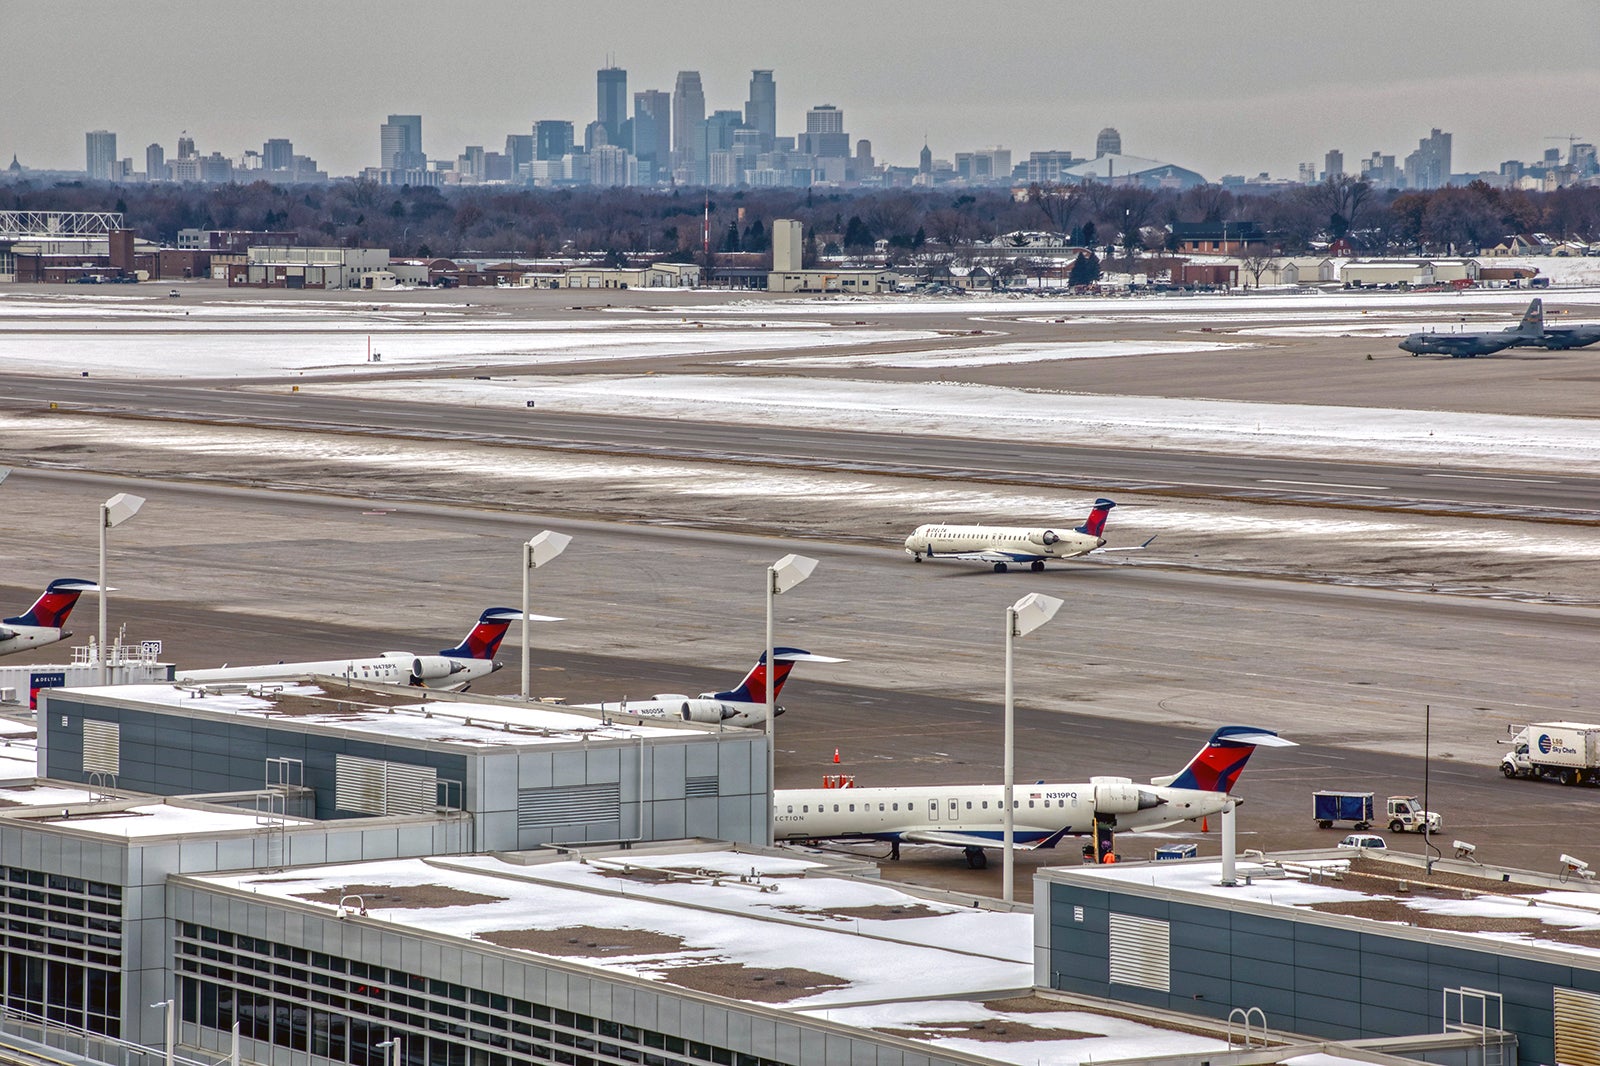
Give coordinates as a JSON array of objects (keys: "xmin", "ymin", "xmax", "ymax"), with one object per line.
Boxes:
[
  {"xmin": 1425, "ymin": 473, "xmax": 1561, "ymax": 485},
  {"xmin": 1258, "ymin": 479, "xmax": 1390, "ymax": 491}
]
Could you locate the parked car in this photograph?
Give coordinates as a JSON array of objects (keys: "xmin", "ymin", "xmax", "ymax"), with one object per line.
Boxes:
[
  {"xmin": 169, "ymin": 289, "xmax": 180, "ymax": 297},
  {"xmin": 1337, "ymin": 834, "xmax": 1387, "ymax": 850}
]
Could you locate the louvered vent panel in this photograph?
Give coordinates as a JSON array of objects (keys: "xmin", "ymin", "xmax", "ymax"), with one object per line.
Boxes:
[
  {"xmin": 684, "ymin": 775, "xmax": 719, "ymax": 798},
  {"xmin": 82, "ymin": 720, "xmax": 120, "ymax": 775},
  {"xmin": 1555, "ymin": 987, "xmax": 1600, "ymax": 1066},
  {"xmin": 518, "ymin": 784, "xmax": 622, "ymax": 829},
  {"xmin": 1108, "ymin": 912, "xmax": 1170, "ymax": 991}
]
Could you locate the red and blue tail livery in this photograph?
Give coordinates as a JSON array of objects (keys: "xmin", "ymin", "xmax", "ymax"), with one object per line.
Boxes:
[
  {"xmin": 1159, "ymin": 726, "xmax": 1295, "ymax": 793},
  {"xmin": 0, "ymin": 579, "xmax": 101, "ymax": 658},
  {"xmin": 710, "ymin": 647, "xmax": 842, "ymax": 705},
  {"xmin": 441, "ymin": 608, "xmax": 540, "ymax": 661},
  {"xmin": 1075, "ymin": 498, "xmax": 1116, "ymax": 538}
]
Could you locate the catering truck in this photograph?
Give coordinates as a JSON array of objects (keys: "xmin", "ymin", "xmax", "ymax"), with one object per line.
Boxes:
[
  {"xmin": 1314, "ymin": 791, "xmax": 1441, "ymax": 833},
  {"xmin": 1501, "ymin": 722, "xmax": 1600, "ymax": 786}
]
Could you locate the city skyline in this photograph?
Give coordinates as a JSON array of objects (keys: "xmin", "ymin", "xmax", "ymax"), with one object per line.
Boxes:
[{"xmin": 5, "ymin": 0, "xmax": 1598, "ymax": 179}]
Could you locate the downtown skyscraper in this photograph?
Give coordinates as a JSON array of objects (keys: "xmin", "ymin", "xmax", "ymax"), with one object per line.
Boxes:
[
  {"xmin": 745, "ymin": 70, "xmax": 776, "ymax": 151},
  {"xmin": 672, "ymin": 70, "xmax": 706, "ymax": 179},
  {"xmin": 596, "ymin": 66, "xmax": 628, "ymax": 148}
]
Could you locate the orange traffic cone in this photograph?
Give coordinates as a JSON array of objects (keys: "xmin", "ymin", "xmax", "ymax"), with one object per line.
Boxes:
[
  {"xmin": 1201, "ymin": 817, "xmax": 1209, "ymax": 833},
  {"xmin": 832, "ymin": 748, "xmax": 841, "ymax": 764}
]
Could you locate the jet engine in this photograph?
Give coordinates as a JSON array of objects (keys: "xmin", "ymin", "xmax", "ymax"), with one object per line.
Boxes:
[
  {"xmin": 1028, "ymin": 529, "xmax": 1061, "ymax": 546},
  {"xmin": 1092, "ymin": 777, "xmax": 1164, "ymax": 815},
  {"xmin": 676, "ymin": 699, "xmax": 739, "ymax": 723},
  {"xmin": 409, "ymin": 656, "xmax": 466, "ymax": 683}
]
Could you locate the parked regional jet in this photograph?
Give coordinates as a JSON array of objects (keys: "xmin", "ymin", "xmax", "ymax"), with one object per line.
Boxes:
[
  {"xmin": 570, "ymin": 648, "xmax": 845, "ymax": 727},
  {"xmin": 903, "ymin": 498, "xmax": 1148, "ymax": 573},
  {"xmin": 773, "ymin": 725, "xmax": 1294, "ymax": 867},
  {"xmin": 1398, "ymin": 299, "xmax": 1543, "ymax": 357},
  {"xmin": 174, "ymin": 608, "xmax": 557, "ymax": 690},
  {"xmin": 1511, "ymin": 300, "xmax": 1600, "ymax": 351},
  {"xmin": 0, "ymin": 579, "xmax": 101, "ymax": 658}
]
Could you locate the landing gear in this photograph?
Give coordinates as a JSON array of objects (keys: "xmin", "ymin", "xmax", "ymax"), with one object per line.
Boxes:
[
  {"xmin": 963, "ymin": 846, "xmax": 989, "ymax": 870},
  {"xmin": 1030, "ymin": 560, "xmax": 1045, "ymax": 572},
  {"xmin": 993, "ymin": 562, "xmax": 1009, "ymax": 573},
  {"xmin": 889, "ymin": 841, "xmax": 901, "ymax": 861},
  {"xmin": 912, "ymin": 554, "xmax": 922, "ymax": 563}
]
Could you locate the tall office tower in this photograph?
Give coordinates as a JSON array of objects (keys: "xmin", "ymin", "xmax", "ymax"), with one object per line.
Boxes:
[
  {"xmin": 177, "ymin": 131, "xmax": 196, "ymax": 159},
  {"xmin": 1095, "ymin": 127, "xmax": 1121, "ymax": 158},
  {"xmin": 672, "ymin": 71, "xmax": 705, "ymax": 163},
  {"xmin": 745, "ymin": 70, "xmax": 776, "ymax": 150},
  {"xmin": 597, "ymin": 66, "xmax": 628, "ymax": 148},
  {"xmin": 534, "ymin": 120, "xmax": 574, "ymax": 161},
  {"xmin": 1403, "ymin": 128, "xmax": 1451, "ymax": 190},
  {"xmin": 505, "ymin": 134, "xmax": 534, "ymax": 174},
  {"xmin": 1574, "ymin": 143, "xmax": 1598, "ymax": 177},
  {"xmin": 1324, "ymin": 149, "xmax": 1344, "ymax": 181},
  {"xmin": 85, "ymin": 130, "xmax": 117, "ymax": 180},
  {"xmin": 380, "ymin": 114, "xmax": 425, "ymax": 170},
  {"xmin": 919, "ymin": 142, "xmax": 933, "ymax": 175},
  {"xmin": 263, "ymin": 138, "xmax": 294, "ymax": 171},
  {"xmin": 146, "ymin": 143, "xmax": 166, "ymax": 182},
  {"xmin": 633, "ymin": 90, "xmax": 671, "ymax": 182},
  {"xmin": 459, "ymin": 145, "xmax": 485, "ymax": 179},
  {"xmin": 802, "ymin": 105, "xmax": 848, "ymax": 158}
]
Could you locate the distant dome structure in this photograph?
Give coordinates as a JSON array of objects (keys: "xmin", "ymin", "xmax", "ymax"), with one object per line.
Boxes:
[
  {"xmin": 6, "ymin": 154, "xmax": 21, "ymax": 173},
  {"xmin": 1096, "ymin": 127, "xmax": 1122, "ymax": 158}
]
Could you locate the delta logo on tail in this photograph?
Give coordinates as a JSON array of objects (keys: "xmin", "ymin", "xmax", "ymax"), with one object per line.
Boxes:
[
  {"xmin": 1153, "ymin": 726, "xmax": 1298, "ymax": 792},
  {"xmin": 442, "ymin": 608, "xmax": 524, "ymax": 661},
  {"xmin": 904, "ymin": 497, "xmax": 1153, "ymax": 573},
  {"xmin": 0, "ymin": 579, "xmax": 101, "ymax": 658}
]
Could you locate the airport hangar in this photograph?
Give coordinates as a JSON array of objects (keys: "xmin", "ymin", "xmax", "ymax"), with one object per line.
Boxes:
[{"xmin": 0, "ymin": 677, "xmax": 1585, "ymax": 1066}]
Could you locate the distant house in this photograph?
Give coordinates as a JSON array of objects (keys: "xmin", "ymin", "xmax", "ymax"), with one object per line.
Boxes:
[
  {"xmin": 929, "ymin": 264, "xmax": 997, "ymax": 291},
  {"xmin": 1483, "ymin": 234, "xmax": 1552, "ymax": 257}
]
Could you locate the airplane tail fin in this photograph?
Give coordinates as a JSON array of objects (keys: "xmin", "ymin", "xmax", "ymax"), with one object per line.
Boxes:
[
  {"xmin": 4, "ymin": 579, "xmax": 99, "ymax": 629},
  {"xmin": 1074, "ymin": 498, "xmax": 1116, "ymax": 538},
  {"xmin": 439, "ymin": 608, "xmax": 560, "ymax": 660},
  {"xmin": 1151, "ymin": 726, "xmax": 1296, "ymax": 793},
  {"xmin": 710, "ymin": 648, "xmax": 845, "ymax": 704},
  {"xmin": 1517, "ymin": 298, "xmax": 1544, "ymax": 335}
]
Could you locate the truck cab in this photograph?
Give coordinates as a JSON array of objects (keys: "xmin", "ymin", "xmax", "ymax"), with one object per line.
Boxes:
[{"xmin": 1385, "ymin": 795, "xmax": 1441, "ymax": 834}]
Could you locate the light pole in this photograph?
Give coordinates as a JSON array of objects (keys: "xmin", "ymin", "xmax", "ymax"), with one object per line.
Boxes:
[
  {"xmin": 520, "ymin": 531, "xmax": 572, "ymax": 699},
  {"xmin": 151, "ymin": 999, "xmax": 174, "ymax": 1066},
  {"xmin": 377, "ymin": 1037, "xmax": 403, "ymax": 1066},
  {"xmin": 100, "ymin": 493, "xmax": 145, "ymax": 684},
  {"xmin": 765, "ymin": 553, "xmax": 818, "ymax": 845},
  {"xmin": 1003, "ymin": 592, "xmax": 1063, "ymax": 902}
]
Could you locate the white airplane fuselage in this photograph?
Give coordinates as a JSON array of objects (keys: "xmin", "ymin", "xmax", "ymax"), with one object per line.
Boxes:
[
  {"xmin": 0, "ymin": 625, "xmax": 68, "ymax": 658},
  {"xmin": 177, "ymin": 651, "xmax": 493, "ymax": 689},
  {"xmin": 905, "ymin": 525, "xmax": 1104, "ymax": 561},
  {"xmin": 773, "ymin": 780, "xmax": 1224, "ymax": 844},
  {"xmin": 575, "ymin": 695, "xmax": 770, "ymax": 728}
]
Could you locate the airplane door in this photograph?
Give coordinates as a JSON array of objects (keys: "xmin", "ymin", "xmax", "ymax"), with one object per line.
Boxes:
[
  {"xmin": 927, "ymin": 799, "xmax": 938, "ymax": 822},
  {"xmin": 947, "ymin": 797, "xmax": 959, "ymax": 820}
]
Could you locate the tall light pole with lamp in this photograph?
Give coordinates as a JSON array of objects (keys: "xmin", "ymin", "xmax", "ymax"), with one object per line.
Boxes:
[
  {"xmin": 765, "ymin": 553, "xmax": 818, "ymax": 845},
  {"xmin": 100, "ymin": 493, "xmax": 145, "ymax": 684},
  {"xmin": 520, "ymin": 531, "xmax": 572, "ymax": 699},
  {"xmin": 1003, "ymin": 592, "xmax": 1063, "ymax": 902}
]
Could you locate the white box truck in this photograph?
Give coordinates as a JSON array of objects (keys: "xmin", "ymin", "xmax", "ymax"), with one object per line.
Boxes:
[{"xmin": 1501, "ymin": 722, "xmax": 1600, "ymax": 786}]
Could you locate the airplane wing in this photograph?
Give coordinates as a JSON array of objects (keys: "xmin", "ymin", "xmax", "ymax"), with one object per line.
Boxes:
[
  {"xmin": 1091, "ymin": 535, "xmax": 1156, "ymax": 554},
  {"xmin": 937, "ymin": 550, "xmax": 1047, "ymax": 564},
  {"xmin": 899, "ymin": 826, "xmax": 1077, "ymax": 851}
]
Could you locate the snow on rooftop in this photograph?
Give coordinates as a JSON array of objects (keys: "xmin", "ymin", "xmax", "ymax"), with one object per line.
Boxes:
[
  {"xmin": 1065, "ymin": 857, "xmax": 1600, "ymax": 959},
  {"xmin": 36, "ymin": 803, "xmax": 311, "ymax": 838},
  {"xmin": 0, "ymin": 782, "xmax": 99, "ymax": 808},
  {"xmin": 195, "ymin": 853, "xmax": 1031, "ymax": 1008},
  {"xmin": 70, "ymin": 682, "xmax": 688, "ymax": 745},
  {"xmin": 806, "ymin": 999, "xmax": 1230, "ymax": 1066}
]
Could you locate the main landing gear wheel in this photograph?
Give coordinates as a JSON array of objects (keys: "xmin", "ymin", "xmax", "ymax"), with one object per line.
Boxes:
[
  {"xmin": 1030, "ymin": 560, "xmax": 1045, "ymax": 572},
  {"xmin": 912, "ymin": 554, "xmax": 922, "ymax": 563},
  {"xmin": 993, "ymin": 563, "xmax": 1009, "ymax": 573},
  {"xmin": 963, "ymin": 847, "xmax": 989, "ymax": 870}
]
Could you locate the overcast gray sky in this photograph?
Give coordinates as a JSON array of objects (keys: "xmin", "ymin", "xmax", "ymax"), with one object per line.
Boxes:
[{"xmin": 7, "ymin": 1, "xmax": 1598, "ymax": 180}]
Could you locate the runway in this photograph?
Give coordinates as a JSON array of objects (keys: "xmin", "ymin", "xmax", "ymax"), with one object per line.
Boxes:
[{"xmin": 5, "ymin": 375, "xmax": 1600, "ymax": 522}]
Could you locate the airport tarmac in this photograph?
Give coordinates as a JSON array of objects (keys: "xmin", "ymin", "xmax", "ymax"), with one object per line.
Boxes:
[{"xmin": 2, "ymin": 283, "xmax": 1598, "ymax": 899}]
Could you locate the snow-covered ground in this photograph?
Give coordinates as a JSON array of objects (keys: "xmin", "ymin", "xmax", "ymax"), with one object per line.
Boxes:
[
  {"xmin": 314, "ymin": 373, "xmax": 1600, "ymax": 474},
  {"xmin": 734, "ymin": 339, "xmax": 1256, "ymax": 368}
]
